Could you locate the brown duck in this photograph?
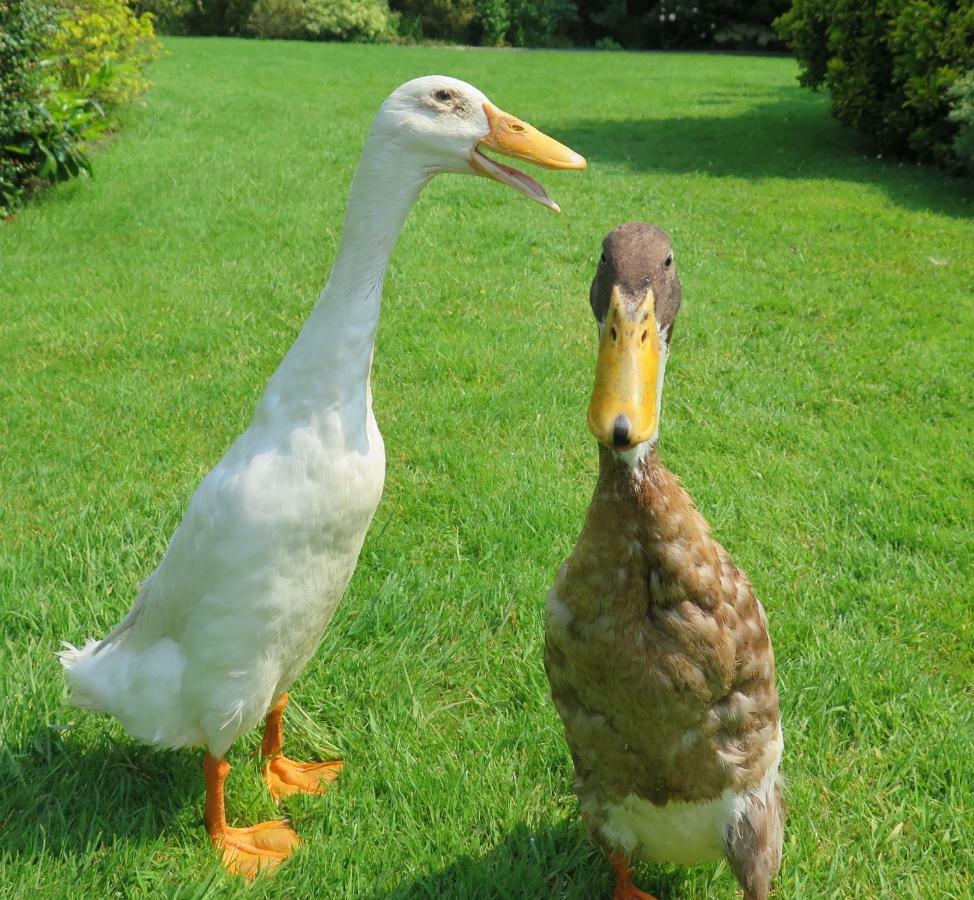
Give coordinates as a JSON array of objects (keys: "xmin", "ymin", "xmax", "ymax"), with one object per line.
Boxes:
[{"xmin": 545, "ymin": 223, "xmax": 784, "ymax": 900}]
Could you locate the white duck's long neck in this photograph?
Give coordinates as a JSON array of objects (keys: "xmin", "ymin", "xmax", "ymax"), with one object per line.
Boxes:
[{"xmin": 258, "ymin": 137, "xmax": 430, "ymax": 422}]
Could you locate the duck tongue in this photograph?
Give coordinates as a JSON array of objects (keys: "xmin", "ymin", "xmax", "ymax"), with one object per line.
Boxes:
[{"xmin": 470, "ymin": 148, "xmax": 560, "ymax": 213}]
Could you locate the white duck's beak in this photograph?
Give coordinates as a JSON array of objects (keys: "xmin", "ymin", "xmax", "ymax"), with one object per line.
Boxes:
[{"xmin": 470, "ymin": 102, "xmax": 586, "ymax": 212}]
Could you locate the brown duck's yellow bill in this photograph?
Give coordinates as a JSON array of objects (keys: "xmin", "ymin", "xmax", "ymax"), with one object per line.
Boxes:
[
  {"xmin": 470, "ymin": 102, "xmax": 586, "ymax": 212},
  {"xmin": 587, "ymin": 287, "xmax": 661, "ymax": 449}
]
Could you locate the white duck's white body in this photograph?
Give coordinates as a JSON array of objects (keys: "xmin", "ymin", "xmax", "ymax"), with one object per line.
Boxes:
[
  {"xmin": 60, "ymin": 88, "xmax": 434, "ymax": 758},
  {"xmin": 60, "ymin": 74, "xmax": 584, "ymax": 774},
  {"xmin": 58, "ymin": 75, "xmax": 585, "ymax": 878}
]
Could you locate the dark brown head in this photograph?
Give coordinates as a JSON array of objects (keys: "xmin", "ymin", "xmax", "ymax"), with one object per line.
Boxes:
[{"xmin": 587, "ymin": 223, "xmax": 682, "ymax": 451}]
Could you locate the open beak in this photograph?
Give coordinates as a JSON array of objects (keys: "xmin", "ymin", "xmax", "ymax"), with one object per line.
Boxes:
[
  {"xmin": 470, "ymin": 102, "xmax": 586, "ymax": 212},
  {"xmin": 587, "ymin": 287, "xmax": 663, "ymax": 449}
]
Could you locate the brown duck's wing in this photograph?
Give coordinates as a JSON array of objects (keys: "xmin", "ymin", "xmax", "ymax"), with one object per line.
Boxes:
[{"xmin": 695, "ymin": 542, "xmax": 782, "ymax": 791}]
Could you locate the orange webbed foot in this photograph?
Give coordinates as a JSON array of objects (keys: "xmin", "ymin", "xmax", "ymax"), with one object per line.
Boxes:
[
  {"xmin": 612, "ymin": 883, "xmax": 658, "ymax": 900},
  {"xmin": 210, "ymin": 819, "xmax": 300, "ymax": 881},
  {"xmin": 610, "ymin": 853, "xmax": 658, "ymax": 900},
  {"xmin": 263, "ymin": 755, "xmax": 344, "ymax": 801}
]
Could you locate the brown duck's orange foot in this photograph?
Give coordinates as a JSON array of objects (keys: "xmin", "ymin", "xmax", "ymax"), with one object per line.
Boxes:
[
  {"xmin": 612, "ymin": 884, "xmax": 658, "ymax": 900},
  {"xmin": 610, "ymin": 854, "xmax": 658, "ymax": 900},
  {"xmin": 263, "ymin": 754, "xmax": 344, "ymax": 801},
  {"xmin": 210, "ymin": 819, "xmax": 300, "ymax": 881}
]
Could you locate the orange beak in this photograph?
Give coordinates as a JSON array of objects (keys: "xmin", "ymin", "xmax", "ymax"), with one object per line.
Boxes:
[
  {"xmin": 470, "ymin": 102, "xmax": 586, "ymax": 212},
  {"xmin": 587, "ymin": 286, "xmax": 664, "ymax": 449}
]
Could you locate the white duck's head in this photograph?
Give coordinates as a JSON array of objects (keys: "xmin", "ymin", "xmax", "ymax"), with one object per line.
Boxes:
[{"xmin": 370, "ymin": 75, "xmax": 586, "ymax": 212}]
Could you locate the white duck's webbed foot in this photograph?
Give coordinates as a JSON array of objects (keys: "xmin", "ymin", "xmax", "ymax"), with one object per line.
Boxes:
[
  {"xmin": 203, "ymin": 753, "xmax": 299, "ymax": 881},
  {"xmin": 260, "ymin": 693, "xmax": 344, "ymax": 802}
]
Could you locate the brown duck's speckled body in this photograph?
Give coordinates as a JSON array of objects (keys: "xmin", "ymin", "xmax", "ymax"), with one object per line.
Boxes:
[{"xmin": 545, "ymin": 223, "xmax": 783, "ymax": 900}]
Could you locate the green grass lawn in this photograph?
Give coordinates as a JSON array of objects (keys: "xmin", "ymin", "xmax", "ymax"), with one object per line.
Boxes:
[{"xmin": 2, "ymin": 36, "xmax": 973, "ymax": 899}]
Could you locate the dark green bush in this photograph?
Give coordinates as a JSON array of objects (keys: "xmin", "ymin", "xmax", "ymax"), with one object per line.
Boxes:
[
  {"xmin": 246, "ymin": 0, "xmax": 304, "ymax": 37},
  {"xmin": 388, "ymin": 0, "xmax": 474, "ymax": 41},
  {"xmin": 948, "ymin": 70, "xmax": 974, "ymax": 170},
  {"xmin": 184, "ymin": 0, "xmax": 257, "ymax": 35},
  {"xmin": 776, "ymin": 0, "xmax": 974, "ymax": 170},
  {"xmin": 505, "ymin": 0, "xmax": 577, "ymax": 47},
  {"xmin": 246, "ymin": 0, "xmax": 392, "ymax": 40},
  {"xmin": 1, "ymin": 0, "xmax": 56, "ymax": 212},
  {"xmin": 577, "ymin": 0, "xmax": 789, "ymax": 51},
  {"xmin": 133, "ymin": 0, "xmax": 191, "ymax": 33}
]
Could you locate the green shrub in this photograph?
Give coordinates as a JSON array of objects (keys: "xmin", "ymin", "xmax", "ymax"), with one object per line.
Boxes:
[
  {"xmin": 246, "ymin": 0, "xmax": 392, "ymax": 41},
  {"xmin": 184, "ymin": 0, "xmax": 256, "ymax": 35},
  {"xmin": 507, "ymin": 0, "xmax": 576, "ymax": 46},
  {"xmin": 1, "ymin": 0, "xmax": 56, "ymax": 212},
  {"xmin": 133, "ymin": 0, "xmax": 191, "ymax": 33},
  {"xmin": 948, "ymin": 70, "xmax": 974, "ymax": 170},
  {"xmin": 2, "ymin": 0, "xmax": 158, "ymax": 215},
  {"xmin": 45, "ymin": 0, "xmax": 160, "ymax": 108},
  {"xmin": 469, "ymin": 0, "xmax": 576, "ymax": 46},
  {"xmin": 247, "ymin": 0, "xmax": 304, "ymax": 37},
  {"xmin": 303, "ymin": 0, "xmax": 391, "ymax": 41},
  {"xmin": 776, "ymin": 0, "xmax": 974, "ymax": 170},
  {"xmin": 474, "ymin": 0, "xmax": 507, "ymax": 44},
  {"xmin": 388, "ymin": 0, "xmax": 474, "ymax": 41},
  {"xmin": 7, "ymin": 77, "xmax": 110, "ymax": 185}
]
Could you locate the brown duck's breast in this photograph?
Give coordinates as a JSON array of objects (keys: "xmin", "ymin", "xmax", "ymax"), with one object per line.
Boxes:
[{"xmin": 545, "ymin": 470, "xmax": 779, "ymax": 806}]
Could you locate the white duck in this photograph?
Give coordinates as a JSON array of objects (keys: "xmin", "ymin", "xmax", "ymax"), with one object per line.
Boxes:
[{"xmin": 60, "ymin": 75, "xmax": 585, "ymax": 879}]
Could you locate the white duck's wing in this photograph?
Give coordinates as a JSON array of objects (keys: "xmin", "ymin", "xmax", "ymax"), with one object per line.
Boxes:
[{"xmin": 96, "ymin": 567, "xmax": 159, "ymax": 649}]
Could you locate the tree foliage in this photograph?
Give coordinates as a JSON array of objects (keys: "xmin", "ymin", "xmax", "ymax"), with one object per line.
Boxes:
[{"xmin": 776, "ymin": 0, "xmax": 974, "ymax": 171}]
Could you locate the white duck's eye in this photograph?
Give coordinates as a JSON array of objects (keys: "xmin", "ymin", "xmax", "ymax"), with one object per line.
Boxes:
[{"xmin": 434, "ymin": 89, "xmax": 452, "ymax": 102}]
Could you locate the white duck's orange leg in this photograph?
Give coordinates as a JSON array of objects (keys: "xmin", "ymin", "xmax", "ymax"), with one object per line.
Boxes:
[
  {"xmin": 261, "ymin": 693, "xmax": 344, "ymax": 802},
  {"xmin": 204, "ymin": 753, "xmax": 299, "ymax": 881},
  {"xmin": 610, "ymin": 853, "xmax": 658, "ymax": 900}
]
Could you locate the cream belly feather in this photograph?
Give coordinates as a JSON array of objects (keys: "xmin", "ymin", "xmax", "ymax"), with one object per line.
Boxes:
[{"xmin": 598, "ymin": 731, "xmax": 783, "ymax": 866}]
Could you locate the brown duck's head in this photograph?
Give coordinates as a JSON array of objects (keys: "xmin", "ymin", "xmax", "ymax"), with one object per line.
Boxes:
[{"xmin": 587, "ymin": 223, "xmax": 682, "ymax": 453}]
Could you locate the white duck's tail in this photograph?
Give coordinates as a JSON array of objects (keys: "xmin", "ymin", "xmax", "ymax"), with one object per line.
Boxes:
[
  {"xmin": 58, "ymin": 637, "xmax": 193, "ymax": 748},
  {"xmin": 58, "ymin": 639, "xmax": 109, "ymax": 711}
]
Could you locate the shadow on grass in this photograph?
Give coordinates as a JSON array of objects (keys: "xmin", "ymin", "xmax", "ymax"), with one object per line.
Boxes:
[
  {"xmin": 559, "ymin": 87, "xmax": 973, "ymax": 218},
  {"xmin": 372, "ymin": 820, "xmax": 691, "ymax": 900},
  {"xmin": 0, "ymin": 725, "xmax": 198, "ymax": 858}
]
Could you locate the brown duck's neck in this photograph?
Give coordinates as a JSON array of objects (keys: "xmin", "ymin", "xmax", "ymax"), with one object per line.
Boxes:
[{"xmin": 594, "ymin": 443, "xmax": 723, "ymax": 607}]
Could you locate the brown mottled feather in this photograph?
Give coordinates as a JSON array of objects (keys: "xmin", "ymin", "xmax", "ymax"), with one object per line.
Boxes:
[
  {"xmin": 546, "ymin": 448, "xmax": 783, "ymax": 897},
  {"xmin": 547, "ymin": 444, "xmax": 779, "ymax": 791}
]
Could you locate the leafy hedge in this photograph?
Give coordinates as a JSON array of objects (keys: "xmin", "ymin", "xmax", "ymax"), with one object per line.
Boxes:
[
  {"xmin": 0, "ymin": 0, "xmax": 158, "ymax": 215},
  {"xmin": 160, "ymin": 0, "xmax": 788, "ymax": 51},
  {"xmin": 247, "ymin": 0, "xmax": 392, "ymax": 41},
  {"xmin": 1, "ymin": 0, "xmax": 54, "ymax": 211},
  {"xmin": 776, "ymin": 0, "xmax": 974, "ymax": 172}
]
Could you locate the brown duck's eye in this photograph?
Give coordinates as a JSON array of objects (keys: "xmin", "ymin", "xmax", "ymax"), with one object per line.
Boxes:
[
  {"xmin": 434, "ymin": 89, "xmax": 452, "ymax": 102},
  {"xmin": 600, "ymin": 251, "xmax": 607, "ymax": 265},
  {"xmin": 664, "ymin": 254, "xmax": 673, "ymax": 268}
]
